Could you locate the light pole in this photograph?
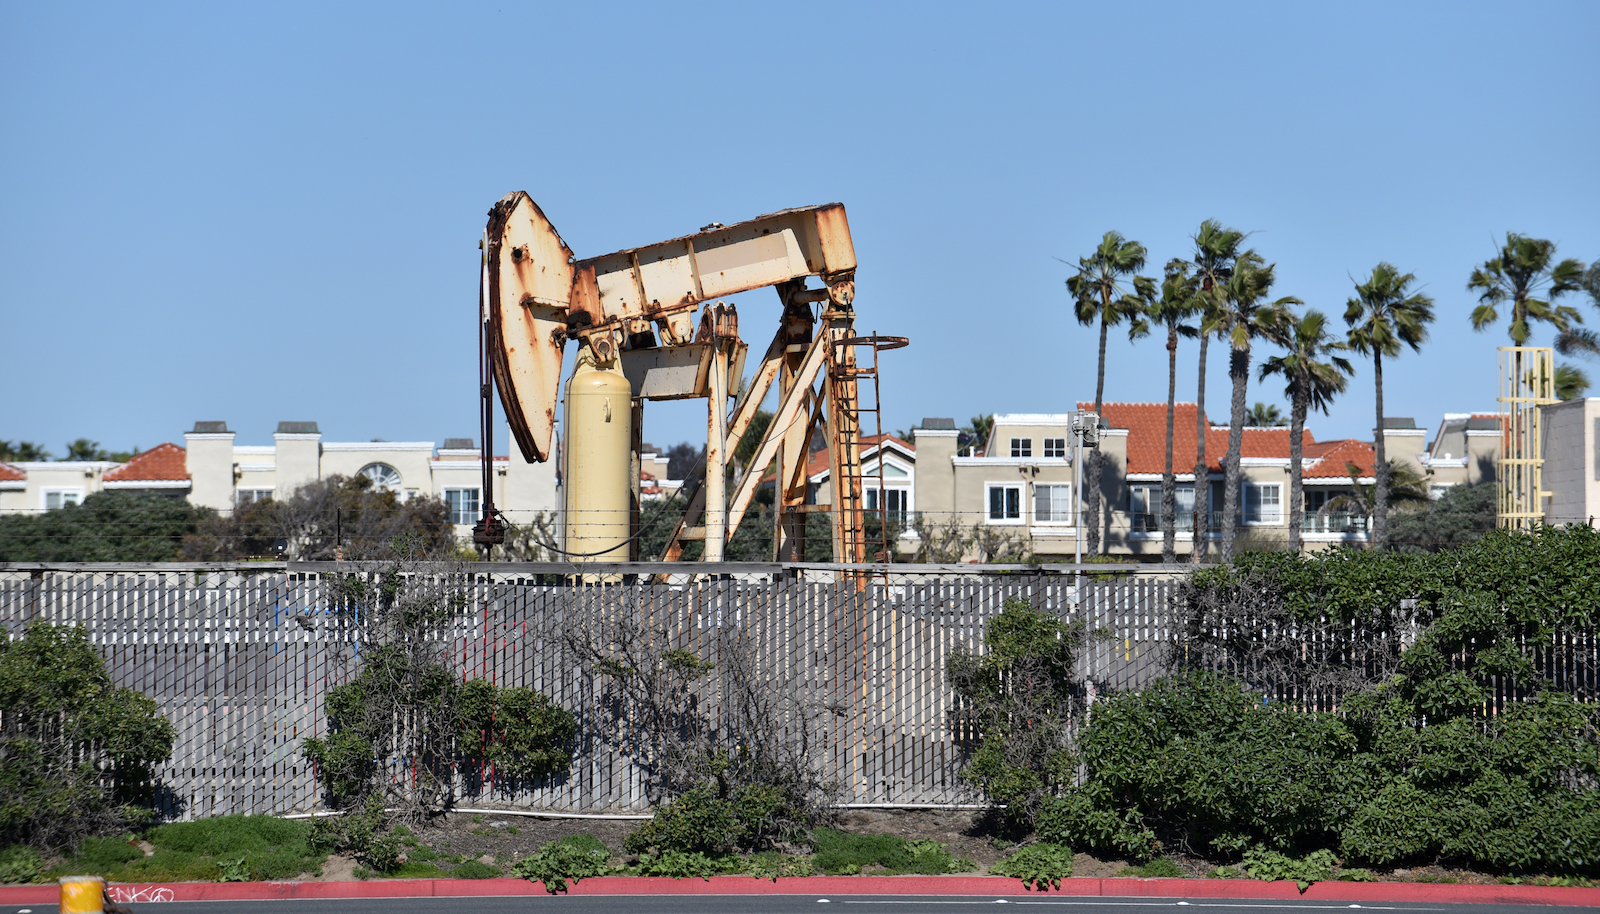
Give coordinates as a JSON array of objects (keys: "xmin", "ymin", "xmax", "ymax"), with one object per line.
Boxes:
[{"xmin": 1070, "ymin": 410, "xmax": 1101, "ymax": 590}]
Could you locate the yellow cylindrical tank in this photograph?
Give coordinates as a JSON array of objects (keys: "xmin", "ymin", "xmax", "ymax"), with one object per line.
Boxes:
[
  {"xmin": 60, "ymin": 875, "xmax": 105, "ymax": 913},
  {"xmin": 562, "ymin": 349, "xmax": 633, "ymax": 569}
]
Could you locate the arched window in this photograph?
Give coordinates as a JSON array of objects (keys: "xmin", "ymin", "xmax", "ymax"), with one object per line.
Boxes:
[{"xmin": 358, "ymin": 463, "xmax": 402, "ymax": 493}]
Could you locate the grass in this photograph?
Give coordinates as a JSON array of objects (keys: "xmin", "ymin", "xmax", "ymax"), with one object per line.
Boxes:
[
  {"xmin": 1117, "ymin": 857, "xmax": 1184, "ymax": 878},
  {"xmin": 809, "ymin": 828, "xmax": 974, "ymax": 876},
  {"xmin": 48, "ymin": 815, "xmax": 325, "ymax": 883}
]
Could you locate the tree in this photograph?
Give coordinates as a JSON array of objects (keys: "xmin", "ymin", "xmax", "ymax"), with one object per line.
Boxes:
[
  {"xmin": 1188, "ymin": 220, "xmax": 1247, "ymax": 563},
  {"xmin": 1259, "ymin": 308, "xmax": 1354, "ymax": 554},
  {"xmin": 1065, "ymin": 231, "xmax": 1154, "ymax": 555},
  {"xmin": 960, "ymin": 414, "xmax": 994, "ymax": 456},
  {"xmin": 663, "ymin": 442, "xmax": 702, "ymax": 482},
  {"xmin": 1385, "ymin": 483, "xmax": 1496, "ymax": 554},
  {"xmin": 0, "ymin": 623, "xmax": 175, "ymax": 851},
  {"xmin": 0, "ymin": 490, "xmax": 206, "ymax": 562},
  {"xmin": 1555, "ymin": 362, "xmax": 1590, "ymax": 400},
  {"xmin": 1346, "ymin": 262, "xmax": 1435, "ymax": 550},
  {"xmin": 1218, "ymin": 252, "xmax": 1298, "ymax": 561},
  {"xmin": 181, "ymin": 475, "xmax": 455, "ymax": 560},
  {"xmin": 1468, "ymin": 232, "xmax": 1585, "ymax": 346},
  {"xmin": 0, "ymin": 441, "xmax": 51, "ymax": 462},
  {"xmin": 1129, "ymin": 259, "xmax": 1200, "ymax": 563},
  {"xmin": 1244, "ymin": 402, "xmax": 1287, "ymax": 427}
]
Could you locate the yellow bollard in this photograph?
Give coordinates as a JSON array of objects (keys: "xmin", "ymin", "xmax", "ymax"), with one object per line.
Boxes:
[{"xmin": 60, "ymin": 874, "xmax": 105, "ymax": 913}]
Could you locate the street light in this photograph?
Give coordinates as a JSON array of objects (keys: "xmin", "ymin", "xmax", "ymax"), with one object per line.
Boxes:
[{"xmin": 1069, "ymin": 410, "xmax": 1104, "ymax": 597}]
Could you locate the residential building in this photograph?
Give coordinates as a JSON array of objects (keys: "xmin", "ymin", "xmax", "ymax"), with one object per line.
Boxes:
[
  {"xmin": 1540, "ymin": 398, "xmax": 1600, "ymax": 527},
  {"xmin": 0, "ymin": 420, "xmax": 561, "ymax": 541}
]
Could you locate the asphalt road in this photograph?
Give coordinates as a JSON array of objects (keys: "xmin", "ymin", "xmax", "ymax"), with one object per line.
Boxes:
[{"xmin": 6, "ymin": 895, "xmax": 1597, "ymax": 914}]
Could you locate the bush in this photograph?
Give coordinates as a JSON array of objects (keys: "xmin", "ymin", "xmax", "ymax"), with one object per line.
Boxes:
[
  {"xmin": 0, "ymin": 491, "xmax": 205, "ymax": 562},
  {"xmin": 990, "ymin": 842, "xmax": 1074, "ymax": 890},
  {"xmin": 0, "ymin": 845, "xmax": 44, "ymax": 884},
  {"xmin": 457, "ymin": 680, "xmax": 577, "ymax": 782},
  {"xmin": 633, "ymin": 849, "xmax": 740, "ymax": 879},
  {"xmin": 1237, "ymin": 847, "xmax": 1336, "ymax": 892},
  {"xmin": 512, "ymin": 834, "xmax": 612, "ymax": 893},
  {"xmin": 947, "ymin": 599, "xmax": 1085, "ymax": 830},
  {"xmin": 0, "ymin": 623, "xmax": 175, "ymax": 851},
  {"xmin": 450, "ymin": 860, "xmax": 501, "ymax": 879}
]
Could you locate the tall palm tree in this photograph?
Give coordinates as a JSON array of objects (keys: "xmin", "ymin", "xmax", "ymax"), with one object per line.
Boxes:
[
  {"xmin": 1065, "ymin": 231, "xmax": 1154, "ymax": 556},
  {"xmin": 1259, "ymin": 308, "xmax": 1354, "ymax": 554},
  {"xmin": 1218, "ymin": 252, "xmax": 1298, "ymax": 561},
  {"xmin": 1244, "ymin": 403, "xmax": 1287, "ymax": 427},
  {"xmin": 1346, "ymin": 262, "xmax": 1435, "ymax": 550},
  {"xmin": 1187, "ymin": 220, "xmax": 1246, "ymax": 563},
  {"xmin": 1555, "ymin": 362, "xmax": 1590, "ymax": 401},
  {"xmin": 1468, "ymin": 232, "xmax": 1585, "ymax": 345},
  {"xmin": 1130, "ymin": 259, "xmax": 1201, "ymax": 563}
]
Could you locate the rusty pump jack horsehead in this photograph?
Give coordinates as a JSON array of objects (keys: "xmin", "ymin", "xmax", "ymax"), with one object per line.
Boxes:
[{"xmin": 475, "ymin": 192, "xmax": 905, "ymax": 573}]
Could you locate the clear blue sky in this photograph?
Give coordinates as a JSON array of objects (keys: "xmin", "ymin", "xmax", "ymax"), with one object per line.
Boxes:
[{"xmin": 4, "ymin": 2, "xmax": 1597, "ymax": 457}]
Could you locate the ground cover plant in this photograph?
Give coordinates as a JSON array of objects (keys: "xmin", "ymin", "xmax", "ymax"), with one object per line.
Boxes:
[
  {"xmin": 989, "ymin": 842, "xmax": 1073, "ymax": 890},
  {"xmin": 38, "ymin": 815, "xmax": 325, "ymax": 883}
]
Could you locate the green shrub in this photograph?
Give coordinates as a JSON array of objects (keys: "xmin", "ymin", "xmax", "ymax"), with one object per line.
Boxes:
[
  {"xmin": 625, "ymin": 778, "xmax": 817, "ymax": 856},
  {"xmin": 0, "ymin": 623, "xmax": 176, "ymax": 851},
  {"xmin": 809, "ymin": 828, "xmax": 973, "ymax": 875},
  {"xmin": 457, "ymin": 679, "xmax": 577, "ymax": 782},
  {"xmin": 511, "ymin": 834, "xmax": 612, "ymax": 893},
  {"xmin": 946, "ymin": 599, "xmax": 1085, "ymax": 830},
  {"xmin": 148, "ymin": 815, "xmax": 318, "ymax": 881},
  {"xmin": 990, "ymin": 842, "xmax": 1074, "ymax": 890},
  {"xmin": 0, "ymin": 845, "xmax": 44, "ymax": 884}
]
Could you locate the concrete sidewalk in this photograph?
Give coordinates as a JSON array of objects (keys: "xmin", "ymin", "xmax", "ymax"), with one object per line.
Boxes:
[{"xmin": 4, "ymin": 874, "xmax": 1600, "ymax": 907}]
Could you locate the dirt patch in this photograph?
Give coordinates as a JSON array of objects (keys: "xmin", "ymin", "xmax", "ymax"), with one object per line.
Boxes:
[{"xmin": 411, "ymin": 812, "xmax": 643, "ymax": 867}]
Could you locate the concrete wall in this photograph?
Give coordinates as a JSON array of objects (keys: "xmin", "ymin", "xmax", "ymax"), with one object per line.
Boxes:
[
  {"xmin": 1542, "ymin": 398, "xmax": 1600, "ymax": 527},
  {"xmin": 185, "ymin": 431, "xmax": 237, "ymax": 512}
]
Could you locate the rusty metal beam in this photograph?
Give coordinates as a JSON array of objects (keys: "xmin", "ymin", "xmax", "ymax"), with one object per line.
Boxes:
[{"xmin": 720, "ymin": 332, "xmax": 831, "ymax": 542}]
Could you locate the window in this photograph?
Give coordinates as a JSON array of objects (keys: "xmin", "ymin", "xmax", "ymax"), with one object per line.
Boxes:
[
  {"xmin": 1303, "ymin": 490, "xmax": 1367, "ymax": 534},
  {"xmin": 866, "ymin": 487, "xmax": 908, "ymax": 522},
  {"xmin": 987, "ymin": 483, "xmax": 1022, "ymax": 522},
  {"xmin": 1009, "ymin": 437, "xmax": 1032, "ymax": 458},
  {"xmin": 1428, "ymin": 484, "xmax": 1454, "ymax": 501},
  {"xmin": 359, "ymin": 463, "xmax": 402, "ymax": 493},
  {"xmin": 1033, "ymin": 483, "xmax": 1073, "ymax": 523},
  {"xmin": 1043, "ymin": 437, "xmax": 1067, "ymax": 458},
  {"xmin": 43, "ymin": 488, "xmax": 83, "ymax": 511},
  {"xmin": 1129, "ymin": 483, "xmax": 1196, "ymax": 531},
  {"xmin": 444, "ymin": 487, "xmax": 480, "ymax": 525},
  {"xmin": 236, "ymin": 488, "xmax": 274, "ymax": 506},
  {"xmin": 1244, "ymin": 482, "xmax": 1282, "ymax": 525}
]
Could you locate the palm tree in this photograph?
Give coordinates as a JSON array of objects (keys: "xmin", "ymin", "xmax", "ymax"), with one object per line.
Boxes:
[
  {"xmin": 1218, "ymin": 252, "xmax": 1299, "ymax": 561},
  {"xmin": 1244, "ymin": 403, "xmax": 1287, "ymax": 427},
  {"xmin": 1187, "ymin": 220, "xmax": 1246, "ymax": 563},
  {"xmin": 1469, "ymin": 232, "xmax": 1586, "ymax": 346},
  {"xmin": 1065, "ymin": 231, "xmax": 1154, "ymax": 556},
  {"xmin": 1130, "ymin": 259, "xmax": 1201, "ymax": 563},
  {"xmin": 1259, "ymin": 309, "xmax": 1354, "ymax": 554},
  {"xmin": 1555, "ymin": 362, "xmax": 1590, "ymax": 401},
  {"xmin": 1346, "ymin": 262, "xmax": 1435, "ymax": 550}
]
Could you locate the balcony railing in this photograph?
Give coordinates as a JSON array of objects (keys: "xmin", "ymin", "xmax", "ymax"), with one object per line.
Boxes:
[{"xmin": 1301, "ymin": 511, "xmax": 1368, "ymax": 534}]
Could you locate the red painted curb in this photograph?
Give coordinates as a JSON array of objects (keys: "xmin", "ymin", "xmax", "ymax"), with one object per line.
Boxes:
[{"xmin": 2, "ymin": 874, "xmax": 1598, "ymax": 905}]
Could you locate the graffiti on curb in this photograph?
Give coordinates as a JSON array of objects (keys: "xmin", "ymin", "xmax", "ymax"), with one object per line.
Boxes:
[{"xmin": 108, "ymin": 885, "xmax": 175, "ymax": 903}]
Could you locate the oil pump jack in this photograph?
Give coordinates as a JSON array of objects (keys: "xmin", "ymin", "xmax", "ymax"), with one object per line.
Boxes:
[{"xmin": 473, "ymin": 192, "xmax": 905, "ymax": 568}]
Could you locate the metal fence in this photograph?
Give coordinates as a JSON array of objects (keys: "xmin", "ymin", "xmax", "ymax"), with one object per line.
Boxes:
[{"xmin": 0, "ymin": 561, "xmax": 1181, "ymax": 819}]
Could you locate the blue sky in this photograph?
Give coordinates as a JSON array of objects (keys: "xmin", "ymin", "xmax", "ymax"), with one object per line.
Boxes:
[{"xmin": 4, "ymin": 2, "xmax": 1597, "ymax": 457}]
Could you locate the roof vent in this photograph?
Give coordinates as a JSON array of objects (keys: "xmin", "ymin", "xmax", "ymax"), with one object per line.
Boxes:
[
  {"xmin": 919, "ymin": 417, "xmax": 956, "ymax": 429},
  {"xmin": 191, "ymin": 421, "xmax": 229, "ymax": 433},
  {"xmin": 442, "ymin": 438, "xmax": 477, "ymax": 450},
  {"xmin": 276, "ymin": 421, "xmax": 320, "ymax": 435}
]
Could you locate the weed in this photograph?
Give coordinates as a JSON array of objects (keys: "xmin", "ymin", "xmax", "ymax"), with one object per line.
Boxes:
[
  {"xmin": 1238, "ymin": 847, "xmax": 1336, "ymax": 892},
  {"xmin": 507, "ymin": 826, "xmax": 520, "ymax": 836},
  {"xmin": 1117, "ymin": 857, "xmax": 1184, "ymax": 878},
  {"xmin": 634, "ymin": 849, "xmax": 740, "ymax": 880},
  {"xmin": 1337, "ymin": 868, "xmax": 1377, "ymax": 882},
  {"xmin": 991, "ymin": 842, "xmax": 1074, "ymax": 891},
  {"xmin": 810, "ymin": 829, "xmax": 973, "ymax": 876},
  {"xmin": 451, "ymin": 860, "xmax": 500, "ymax": 879},
  {"xmin": 745, "ymin": 851, "xmax": 815, "ymax": 881},
  {"xmin": 511, "ymin": 834, "xmax": 612, "ymax": 893}
]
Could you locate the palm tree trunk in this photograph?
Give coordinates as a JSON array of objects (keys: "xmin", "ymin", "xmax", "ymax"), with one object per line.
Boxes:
[
  {"xmin": 1191, "ymin": 333, "xmax": 1210, "ymax": 563},
  {"xmin": 1372, "ymin": 350, "xmax": 1388, "ymax": 549},
  {"xmin": 1088, "ymin": 315, "xmax": 1109, "ymax": 556},
  {"xmin": 1162, "ymin": 326, "xmax": 1178, "ymax": 563},
  {"xmin": 1221, "ymin": 343, "xmax": 1250, "ymax": 561},
  {"xmin": 1288, "ymin": 387, "xmax": 1306, "ymax": 555}
]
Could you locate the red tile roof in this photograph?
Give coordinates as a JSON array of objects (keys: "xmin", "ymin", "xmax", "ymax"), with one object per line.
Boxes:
[
  {"xmin": 1302, "ymin": 439, "xmax": 1376, "ymax": 479},
  {"xmin": 1087, "ymin": 402, "xmax": 1310, "ymax": 474},
  {"xmin": 1089, "ymin": 402, "xmax": 1379, "ymax": 478},
  {"xmin": 103, "ymin": 442, "xmax": 189, "ymax": 482},
  {"xmin": 0, "ymin": 463, "xmax": 23, "ymax": 482}
]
